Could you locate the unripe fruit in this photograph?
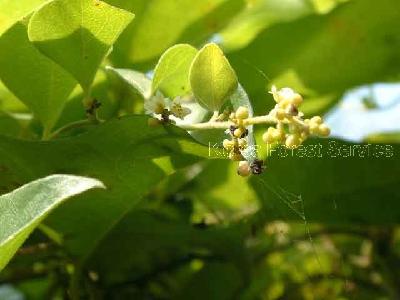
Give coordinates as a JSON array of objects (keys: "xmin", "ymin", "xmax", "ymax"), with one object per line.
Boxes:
[
  {"xmin": 235, "ymin": 106, "xmax": 249, "ymax": 119},
  {"xmin": 318, "ymin": 124, "xmax": 330, "ymax": 137},
  {"xmin": 285, "ymin": 134, "xmax": 301, "ymax": 149},
  {"xmin": 223, "ymin": 139, "xmax": 234, "ymax": 150},
  {"xmin": 237, "ymin": 161, "xmax": 251, "ymax": 177}
]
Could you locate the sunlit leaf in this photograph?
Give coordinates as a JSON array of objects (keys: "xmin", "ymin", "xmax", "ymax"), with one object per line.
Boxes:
[
  {"xmin": 190, "ymin": 43, "xmax": 238, "ymax": 111},
  {"xmin": 0, "ymin": 19, "xmax": 76, "ymax": 134},
  {"xmin": 0, "ymin": 175, "xmax": 104, "ymax": 271},
  {"xmin": 28, "ymin": 0, "xmax": 134, "ymax": 92},
  {"xmin": 152, "ymin": 44, "xmax": 198, "ymax": 98}
]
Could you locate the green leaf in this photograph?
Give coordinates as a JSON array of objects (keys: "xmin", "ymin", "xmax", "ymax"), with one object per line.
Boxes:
[
  {"xmin": 365, "ymin": 132, "xmax": 400, "ymax": 143},
  {"xmin": 190, "ymin": 43, "xmax": 238, "ymax": 111},
  {"xmin": 106, "ymin": 0, "xmax": 232, "ymax": 66},
  {"xmin": 0, "ymin": 0, "xmax": 46, "ymax": 36},
  {"xmin": 228, "ymin": 0, "xmax": 400, "ymax": 114},
  {"xmin": 106, "ymin": 66, "xmax": 151, "ymax": 99},
  {"xmin": 219, "ymin": 0, "xmax": 314, "ymax": 50},
  {"xmin": 0, "ymin": 175, "xmax": 104, "ymax": 271},
  {"xmin": 152, "ymin": 44, "xmax": 198, "ymax": 98},
  {"xmin": 0, "ymin": 20, "xmax": 76, "ymax": 134},
  {"xmin": 0, "ymin": 116, "xmax": 210, "ymax": 261},
  {"xmin": 28, "ymin": 0, "xmax": 134, "ymax": 92},
  {"xmin": 251, "ymin": 139, "xmax": 400, "ymax": 224}
]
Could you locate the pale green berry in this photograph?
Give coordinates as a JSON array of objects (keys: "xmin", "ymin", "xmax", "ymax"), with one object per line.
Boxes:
[
  {"xmin": 237, "ymin": 161, "xmax": 251, "ymax": 177},
  {"xmin": 318, "ymin": 124, "xmax": 330, "ymax": 137},
  {"xmin": 285, "ymin": 134, "xmax": 301, "ymax": 149},
  {"xmin": 235, "ymin": 106, "xmax": 249, "ymax": 119}
]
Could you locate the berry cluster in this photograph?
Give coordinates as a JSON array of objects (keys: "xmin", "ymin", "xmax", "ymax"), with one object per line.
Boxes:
[
  {"xmin": 222, "ymin": 106, "xmax": 250, "ymax": 161},
  {"xmin": 262, "ymin": 86, "xmax": 330, "ymax": 149},
  {"xmin": 145, "ymin": 87, "xmax": 330, "ymax": 177}
]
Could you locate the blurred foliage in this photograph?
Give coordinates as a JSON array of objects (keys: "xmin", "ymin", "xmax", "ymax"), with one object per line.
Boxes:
[{"xmin": 0, "ymin": 0, "xmax": 400, "ymax": 299}]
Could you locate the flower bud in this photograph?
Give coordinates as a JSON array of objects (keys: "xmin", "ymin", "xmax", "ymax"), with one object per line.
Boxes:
[
  {"xmin": 262, "ymin": 128, "xmax": 276, "ymax": 144},
  {"xmin": 291, "ymin": 93, "xmax": 303, "ymax": 106},
  {"xmin": 223, "ymin": 139, "xmax": 234, "ymax": 150},
  {"xmin": 235, "ymin": 106, "xmax": 249, "ymax": 119},
  {"xmin": 237, "ymin": 161, "xmax": 251, "ymax": 177},
  {"xmin": 233, "ymin": 128, "xmax": 244, "ymax": 138},
  {"xmin": 311, "ymin": 116, "xmax": 322, "ymax": 125},
  {"xmin": 318, "ymin": 124, "xmax": 330, "ymax": 137},
  {"xmin": 285, "ymin": 134, "xmax": 301, "ymax": 149},
  {"xmin": 309, "ymin": 122, "xmax": 319, "ymax": 134}
]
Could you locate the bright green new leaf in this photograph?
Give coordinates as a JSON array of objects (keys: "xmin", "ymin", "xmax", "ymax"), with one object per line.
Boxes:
[
  {"xmin": 152, "ymin": 44, "xmax": 198, "ymax": 98},
  {"xmin": 0, "ymin": 0, "xmax": 46, "ymax": 36},
  {"xmin": 0, "ymin": 20, "xmax": 76, "ymax": 134},
  {"xmin": 106, "ymin": 66, "xmax": 151, "ymax": 99},
  {"xmin": 28, "ymin": 0, "xmax": 134, "ymax": 92},
  {"xmin": 190, "ymin": 43, "xmax": 238, "ymax": 111},
  {"xmin": 0, "ymin": 175, "xmax": 104, "ymax": 271}
]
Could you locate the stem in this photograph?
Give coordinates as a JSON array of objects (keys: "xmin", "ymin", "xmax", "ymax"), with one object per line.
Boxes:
[
  {"xmin": 178, "ymin": 115, "xmax": 277, "ymax": 131},
  {"xmin": 209, "ymin": 111, "xmax": 219, "ymax": 122},
  {"xmin": 47, "ymin": 119, "xmax": 93, "ymax": 140}
]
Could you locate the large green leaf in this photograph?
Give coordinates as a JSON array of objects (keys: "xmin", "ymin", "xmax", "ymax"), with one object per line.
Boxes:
[
  {"xmin": 228, "ymin": 0, "xmax": 400, "ymax": 114},
  {"xmin": 220, "ymin": 0, "xmax": 314, "ymax": 50},
  {"xmin": 190, "ymin": 43, "xmax": 238, "ymax": 111},
  {"xmin": 28, "ymin": 0, "xmax": 134, "ymax": 92},
  {"xmin": 152, "ymin": 44, "xmax": 198, "ymax": 98},
  {"xmin": 0, "ymin": 0, "xmax": 46, "ymax": 36},
  {"xmin": 0, "ymin": 175, "xmax": 104, "ymax": 271},
  {"xmin": 0, "ymin": 116, "xmax": 210, "ymax": 262},
  {"xmin": 86, "ymin": 209, "xmax": 247, "ymax": 286},
  {"xmin": 106, "ymin": 0, "xmax": 231, "ymax": 66},
  {"xmin": 251, "ymin": 139, "xmax": 400, "ymax": 224},
  {"xmin": 0, "ymin": 19, "xmax": 76, "ymax": 134}
]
